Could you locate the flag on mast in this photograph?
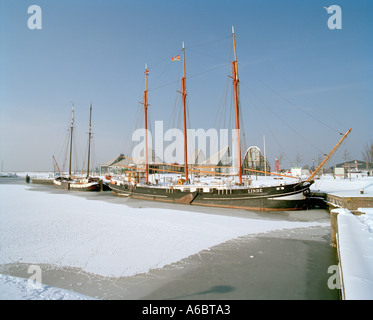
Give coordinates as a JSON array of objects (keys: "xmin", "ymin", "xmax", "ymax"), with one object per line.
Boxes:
[{"xmin": 171, "ymin": 55, "xmax": 180, "ymax": 61}]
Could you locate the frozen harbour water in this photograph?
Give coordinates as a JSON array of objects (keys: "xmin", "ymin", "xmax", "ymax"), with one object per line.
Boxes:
[
  {"xmin": 0, "ymin": 184, "xmax": 328, "ymax": 278},
  {"xmin": 0, "ymin": 175, "xmax": 372, "ymax": 299}
]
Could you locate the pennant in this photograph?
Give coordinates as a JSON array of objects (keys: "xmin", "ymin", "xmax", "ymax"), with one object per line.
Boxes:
[
  {"xmin": 144, "ymin": 69, "xmax": 149, "ymax": 74},
  {"xmin": 172, "ymin": 55, "xmax": 180, "ymax": 61}
]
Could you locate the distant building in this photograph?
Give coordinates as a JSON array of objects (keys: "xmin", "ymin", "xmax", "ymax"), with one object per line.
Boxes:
[
  {"xmin": 242, "ymin": 146, "xmax": 271, "ymax": 175},
  {"xmin": 197, "ymin": 146, "xmax": 231, "ymax": 174},
  {"xmin": 101, "ymin": 154, "xmax": 135, "ymax": 174},
  {"xmin": 101, "ymin": 152, "xmax": 183, "ymax": 175},
  {"xmin": 333, "ymin": 159, "xmax": 373, "ymax": 177}
]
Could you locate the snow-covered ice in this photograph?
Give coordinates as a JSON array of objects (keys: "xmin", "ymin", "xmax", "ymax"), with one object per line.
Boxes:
[
  {"xmin": 0, "ymin": 184, "xmax": 326, "ymax": 278},
  {"xmin": 311, "ymin": 175, "xmax": 373, "ymax": 197},
  {"xmin": 0, "ymin": 274, "xmax": 95, "ymax": 300}
]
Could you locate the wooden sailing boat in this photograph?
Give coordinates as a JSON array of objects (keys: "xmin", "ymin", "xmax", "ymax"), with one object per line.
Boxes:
[
  {"xmin": 53, "ymin": 103, "xmax": 100, "ymax": 191},
  {"xmin": 109, "ymin": 27, "xmax": 351, "ymax": 210}
]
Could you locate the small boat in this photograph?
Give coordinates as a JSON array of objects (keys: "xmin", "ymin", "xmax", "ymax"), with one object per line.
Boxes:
[
  {"xmin": 108, "ymin": 27, "xmax": 351, "ymax": 211},
  {"xmin": 53, "ymin": 103, "xmax": 100, "ymax": 191}
]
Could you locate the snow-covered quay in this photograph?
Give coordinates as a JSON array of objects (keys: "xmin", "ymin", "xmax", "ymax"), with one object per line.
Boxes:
[
  {"xmin": 313, "ymin": 175, "xmax": 373, "ymax": 300},
  {"xmin": 333, "ymin": 208, "xmax": 373, "ymax": 300}
]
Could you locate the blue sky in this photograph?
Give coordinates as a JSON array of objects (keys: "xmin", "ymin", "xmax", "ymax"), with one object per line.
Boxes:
[{"xmin": 0, "ymin": 0, "xmax": 372, "ymax": 171}]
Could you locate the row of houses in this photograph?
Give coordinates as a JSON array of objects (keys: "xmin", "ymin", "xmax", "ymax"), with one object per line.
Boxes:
[{"xmin": 101, "ymin": 146, "xmax": 271, "ymax": 176}]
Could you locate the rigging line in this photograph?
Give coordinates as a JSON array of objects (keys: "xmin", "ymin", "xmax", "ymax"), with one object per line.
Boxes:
[
  {"xmin": 148, "ymin": 105, "xmax": 153, "ymax": 158},
  {"xmin": 54, "ymin": 109, "xmax": 76, "ymax": 169},
  {"xmin": 167, "ymin": 59, "xmax": 182, "ymax": 131},
  {"xmin": 236, "ymin": 84, "xmax": 248, "ymax": 151},
  {"xmin": 186, "ymin": 98, "xmax": 193, "ymax": 159},
  {"xmin": 240, "ymin": 79, "xmax": 325, "ymax": 156},
  {"xmin": 241, "ymin": 87, "xmax": 292, "ymax": 167},
  {"xmin": 150, "ymin": 63, "xmax": 228, "ymax": 92},
  {"xmin": 150, "ymin": 51, "xmax": 180, "ymax": 69},
  {"xmin": 186, "ymin": 35, "xmax": 231, "ymax": 49},
  {"xmin": 127, "ymin": 102, "xmax": 144, "ymax": 156},
  {"xmin": 188, "ymin": 63, "xmax": 228, "ymax": 80},
  {"xmin": 150, "ymin": 79, "xmax": 180, "ymax": 92},
  {"xmin": 215, "ymin": 41, "xmax": 234, "ymax": 133},
  {"xmin": 148, "ymin": 54, "xmax": 179, "ymax": 90},
  {"xmin": 60, "ymin": 128, "xmax": 70, "ymax": 174},
  {"xmin": 239, "ymin": 63, "xmax": 342, "ymax": 134},
  {"xmin": 213, "ymin": 73, "xmax": 229, "ymax": 131},
  {"xmin": 188, "ymin": 47, "xmax": 231, "ymax": 63},
  {"xmin": 149, "ymin": 49, "xmax": 182, "ymax": 91},
  {"xmin": 91, "ymin": 139, "xmax": 97, "ymax": 175},
  {"xmin": 262, "ymin": 59, "xmax": 348, "ymax": 130}
]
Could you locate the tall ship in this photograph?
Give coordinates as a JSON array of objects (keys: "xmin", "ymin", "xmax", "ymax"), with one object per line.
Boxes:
[
  {"xmin": 108, "ymin": 28, "xmax": 351, "ymax": 211},
  {"xmin": 53, "ymin": 103, "xmax": 101, "ymax": 191}
]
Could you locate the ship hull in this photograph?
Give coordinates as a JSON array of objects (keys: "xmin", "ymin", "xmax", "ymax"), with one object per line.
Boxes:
[
  {"xmin": 53, "ymin": 177, "xmax": 101, "ymax": 191},
  {"xmin": 108, "ymin": 180, "xmax": 313, "ymax": 211},
  {"xmin": 109, "ymin": 182, "xmax": 198, "ymax": 204},
  {"xmin": 191, "ymin": 182, "xmax": 312, "ymax": 211}
]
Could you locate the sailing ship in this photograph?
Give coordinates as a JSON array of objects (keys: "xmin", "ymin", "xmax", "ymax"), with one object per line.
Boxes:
[
  {"xmin": 108, "ymin": 27, "xmax": 351, "ymax": 211},
  {"xmin": 53, "ymin": 103, "xmax": 101, "ymax": 191}
]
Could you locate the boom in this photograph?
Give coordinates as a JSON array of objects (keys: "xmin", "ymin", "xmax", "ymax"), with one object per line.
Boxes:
[{"xmin": 307, "ymin": 128, "xmax": 352, "ymax": 182}]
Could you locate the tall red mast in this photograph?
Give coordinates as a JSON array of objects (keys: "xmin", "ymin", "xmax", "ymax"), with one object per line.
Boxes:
[
  {"xmin": 182, "ymin": 42, "xmax": 188, "ymax": 182},
  {"xmin": 232, "ymin": 26, "xmax": 242, "ymax": 184},
  {"xmin": 144, "ymin": 64, "xmax": 149, "ymax": 184}
]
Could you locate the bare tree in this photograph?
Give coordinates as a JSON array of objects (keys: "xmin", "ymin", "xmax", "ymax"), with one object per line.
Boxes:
[
  {"xmin": 295, "ymin": 152, "xmax": 303, "ymax": 167},
  {"xmin": 362, "ymin": 140, "xmax": 373, "ymax": 167},
  {"xmin": 343, "ymin": 149, "xmax": 351, "ymax": 163}
]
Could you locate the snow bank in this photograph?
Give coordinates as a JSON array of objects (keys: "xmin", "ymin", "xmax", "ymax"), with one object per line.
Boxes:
[
  {"xmin": 0, "ymin": 184, "xmax": 326, "ymax": 278},
  {"xmin": 336, "ymin": 208, "xmax": 373, "ymax": 299},
  {"xmin": 0, "ymin": 274, "xmax": 95, "ymax": 300},
  {"xmin": 311, "ymin": 175, "xmax": 373, "ymax": 197}
]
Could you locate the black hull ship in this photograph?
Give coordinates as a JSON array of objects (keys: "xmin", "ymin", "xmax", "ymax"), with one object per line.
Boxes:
[
  {"xmin": 53, "ymin": 103, "xmax": 100, "ymax": 192},
  {"xmin": 54, "ymin": 176, "xmax": 101, "ymax": 192},
  {"xmin": 109, "ymin": 179, "xmax": 313, "ymax": 211},
  {"xmin": 108, "ymin": 27, "xmax": 351, "ymax": 211}
]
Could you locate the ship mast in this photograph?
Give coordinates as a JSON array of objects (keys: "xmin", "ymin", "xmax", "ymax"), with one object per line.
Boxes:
[
  {"xmin": 69, "ymin": 104, "xmax": 74, "ymax": 177},
  {"xmin": 232, "ymin": 26, "xmax": 242, "ymax": 184},
  {"xmin": 86, "ymin": 102, "xmax": 92, "ymax": 178},
  {"xmin": 182, "ymin": 41, "xmax": 189, "ymax": 182},
  {"xmin": 144, "ymin": 64, "xmax": 149, "ymax": 184}
]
